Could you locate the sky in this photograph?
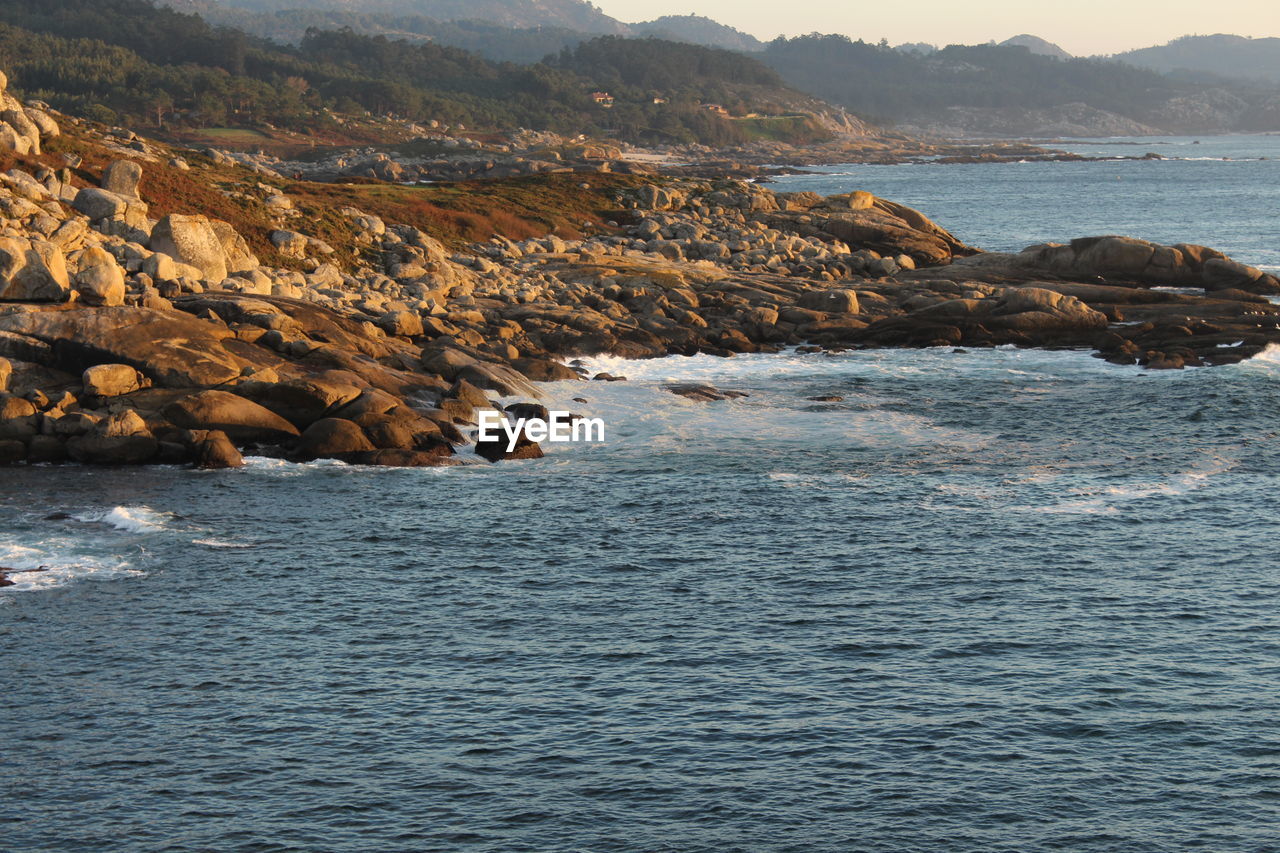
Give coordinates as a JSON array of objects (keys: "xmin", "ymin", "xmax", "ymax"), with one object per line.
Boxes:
[{"xmin": 592, "ymin": 0, "xmax": 1280, "ymax": 56}]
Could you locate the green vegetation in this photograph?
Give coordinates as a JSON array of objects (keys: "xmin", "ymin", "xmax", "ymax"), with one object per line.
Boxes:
[{"xmin": 0, "ymin": 0, "xmax": 824, "ymax": 145}]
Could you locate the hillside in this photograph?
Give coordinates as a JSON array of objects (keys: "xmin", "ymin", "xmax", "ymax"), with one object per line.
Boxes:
[
  {"xmin": 762, "ymin": 34, "xmax": 1280, "ymax": 135},
  {"xmin": 166, "ymin": 0, "xmax": 627, "ymax": 32},
  {"xmin": 633, "ymin": 16, "xmax": 764, "ymax": 52},
  {"xmin": 164, "ymin": 1, "xmax": 768, "ymax": 60},
  {"xmin": 1116, "ymin": 34, "xmax": 1280, "ymax": 85},
  {"xmin": 0, "ymin": 0, "xmax": 835, "ymax": 147}
]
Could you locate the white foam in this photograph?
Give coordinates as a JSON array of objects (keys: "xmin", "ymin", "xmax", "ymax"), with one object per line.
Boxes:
[
  {"xmin": 0, "ymin": 539, "xmax": 141, "ymax": 593},
  {"xmin": 73, "ymin": 506, "xmax": 171, "ymax": 534},
  {"xmin": 567, "ymin": 346, "xmax": 1137, "ymax": 387},
  {"xmin": 1237, "ymin": 342, "xmax": 1280, "ymax": 369}
]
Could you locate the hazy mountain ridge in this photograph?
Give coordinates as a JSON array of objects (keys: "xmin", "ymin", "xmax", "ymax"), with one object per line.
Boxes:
[
  {"xmin": 761, "ymin": 34, "xmax": 1280, "ymax": 136},
  {"xmin": 1115, "ymin": 34, "xmax": 1280, "ymax": 85},
  {"xmin": 632, "ymin": 16, "xmax": 764, "ymax": 52},
  {"xmin": 1000, "ymin": 34, "xmax": 1071, "ymax": 59}
]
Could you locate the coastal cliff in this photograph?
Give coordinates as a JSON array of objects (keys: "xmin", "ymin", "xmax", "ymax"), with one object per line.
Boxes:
[{"xmin": 2, "ymin": 71, "xmax": 1279, "ymax": 470}]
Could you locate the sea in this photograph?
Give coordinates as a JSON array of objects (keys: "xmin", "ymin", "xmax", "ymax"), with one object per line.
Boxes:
[{"xmin": 4, "ymin": 136, "xmax": 1280, "ymax": 852}]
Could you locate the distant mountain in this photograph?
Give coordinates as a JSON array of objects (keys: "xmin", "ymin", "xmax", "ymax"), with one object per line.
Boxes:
[
  {"xmin": 761, "ymin": 34, "xmax": 1280, "ymax": 135},
  {"xmin": 1115, "ymin": 34, "xmax": 1280, "ymax": 85},
  {"xmin": 633, "ymin": 15, "xmax": 763, "ymax": 52},
  {"xmin": 1000, "ymin": 34, "xmax": 1071, "ymax": 59}
]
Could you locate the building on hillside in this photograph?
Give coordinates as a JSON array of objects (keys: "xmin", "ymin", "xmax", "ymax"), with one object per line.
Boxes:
[{"xmin": 591, "ymin": 92, "xmax": 615, "ymax": 108}]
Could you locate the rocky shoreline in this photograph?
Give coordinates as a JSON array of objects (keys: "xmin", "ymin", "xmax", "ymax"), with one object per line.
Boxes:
[{"xmin": 3, "ymin": 71, "xmax": 1279, "ymax": 470}]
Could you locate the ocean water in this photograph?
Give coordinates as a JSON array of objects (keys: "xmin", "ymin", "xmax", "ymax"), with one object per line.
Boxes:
[
  {"xmin": 773, "ymin": 134, "xmax": 1280, "ymax": 271},
  {"xmin": 7, "ymin": 142, "xmax": 1280, "ymax": 852}
]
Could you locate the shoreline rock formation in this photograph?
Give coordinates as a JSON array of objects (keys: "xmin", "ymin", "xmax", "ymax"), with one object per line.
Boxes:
[{"xmin": 2, "ymin": 69, "xmax": 1279, "ymax": 469}]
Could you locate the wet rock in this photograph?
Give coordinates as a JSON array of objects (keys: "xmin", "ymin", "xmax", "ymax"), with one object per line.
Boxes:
[
  {"xmin": 342, "ymin": 448, "xmax": 457, "ymax": 467},
  {"xmin": 664, "ymin": 383, "xmax": 749, "ymax": 401},
  {"xmin": 27, "ymin": 434, "xmax": 68, "ymax": 463},
  {"xmin": 474, "ymin": 428, "xmax": 544, "ymax": 463},
  {"xmin": 66, "ymin": 410, "xmax": 158, "ymax": 464},
  {"xmin": 187, "ymin": 428, "xmax": 244, "ymax": 469},
  {"xmin": 0, "ymin": 437, "xmax": 25, "ymax": 463},
  {"xmin": 295, "ymin": 417, "xmax": 375, "ymax": 460},
  {"xmin": 512, "ymin": 357, "xmax": 580, "ymax": 381}
]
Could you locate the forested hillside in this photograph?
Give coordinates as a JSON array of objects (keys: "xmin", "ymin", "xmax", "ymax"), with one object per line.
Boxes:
[
  {"xmin": 167, "ymin": 0, "xmax": 627, "ymax": 33},
  {"xmin": 0, "ymin": 0, "xmax": 830, "ymax": 145},
  {"xmin": 1116, "ymin": 35, "xmax": 1280, "ymax": 85}
]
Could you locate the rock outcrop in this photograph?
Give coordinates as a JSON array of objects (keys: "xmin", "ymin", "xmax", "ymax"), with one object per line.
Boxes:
[{"xmin": 936, "ymin": 235, "xmax": 1280, "ymax": 294}]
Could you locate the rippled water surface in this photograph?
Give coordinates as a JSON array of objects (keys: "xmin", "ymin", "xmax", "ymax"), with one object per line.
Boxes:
[
  {"xmin": 773, "ymin": 134, "xmax": 1280, "ymax": 270},
  {"xmin": 6, "ymin": 345, "xmax": 1280, "ymax": 852}
]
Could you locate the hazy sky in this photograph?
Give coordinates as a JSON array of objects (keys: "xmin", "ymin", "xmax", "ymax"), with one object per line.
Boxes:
[{"xmin": 594, "ymin": 0, "xmax": 1279, "ymax": 55}]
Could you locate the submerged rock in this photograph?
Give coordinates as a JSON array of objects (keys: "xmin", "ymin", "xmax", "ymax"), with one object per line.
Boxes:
[{"xmin": 664, "ymin": 383, "xmax": 750, "ymax": 402}]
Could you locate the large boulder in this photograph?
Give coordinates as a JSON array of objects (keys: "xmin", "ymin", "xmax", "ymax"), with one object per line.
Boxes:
[
  {"xmin": 0, "ymin": 121, "xmax": 29, "ymax": 155},
  {"xmin": 0, "ymin": 307, "xmax": 245, "ymax": 386},
  {"xmin": 209, "ymin": 220, "xmax": 259, "ymax": 273},
  {"xmin": 986, "ymin": 286, "xmax": 1109, "ymax": 331},
  {"xmin": 164, "ymin": 390, "xmax": 300, "ymax": 443},
  {"xmin": 150, "ymin": 215, "xmax": 229, "ymax": 282},
  {"xmin": 0, "ymin": 393, "xmax": 38, "ymax": 441},
  {"xmin": 474, "ymin": 427, "xmax": 544, "ymax": 463},
  {"xmin": 0, "ymin": 109, "xmax": 40, "ymax": 154},
  {"xmin": 82, "ymin": 363, "xmax": 144, "ymax": 398},
  {"xmin": 101, "ymin": 160, "xmax": 144, "ymax": 199},
  {"xmin": 378, "ymin": 310, "xmax": 424, "ymax": 338},
  {"xmin": 0, "ymin": 237, "xmax": 70, "ymax": 302},
  {"xmin": 942, "ymin": 236, "xmax": 1280, "ymax": 294},
  {"xmin": 72, "ymin": 187, "xmax": 128, "ymax": 222},
  {"xmin": 66, "ymin": 410, "xmax": 158, "ymax": 465},
  {"xmin": 73, "ymin": 247, "xmax": 126, "ymax": 307},
  {"xmin": 798, "ymin": 289, "xmax": 860, "ymax": 314},
  {"xmin": 186, "ymin": 429, "xmax": 243, "ymax": 469},
  {"xmin": 237, "ymin": 378, "xmax": 364, "ymax": 429},
  {"xmin": 24, "ymin": 107, "xmax": 59, "ymax": 140},
  {"xmin": 295, "ymin": 417, "xmax": 375, "ymax": 460},
  {"xmin": 0, "ymin": 356, "xmax": 10, "ymax": 392},
  {"xmin": 270, "ymin": 230, "xmax": 309, "ymax": 259},
  {"xmin": 1202, "ymin": 257, "xmax": 1265, "ymax": 291}
]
